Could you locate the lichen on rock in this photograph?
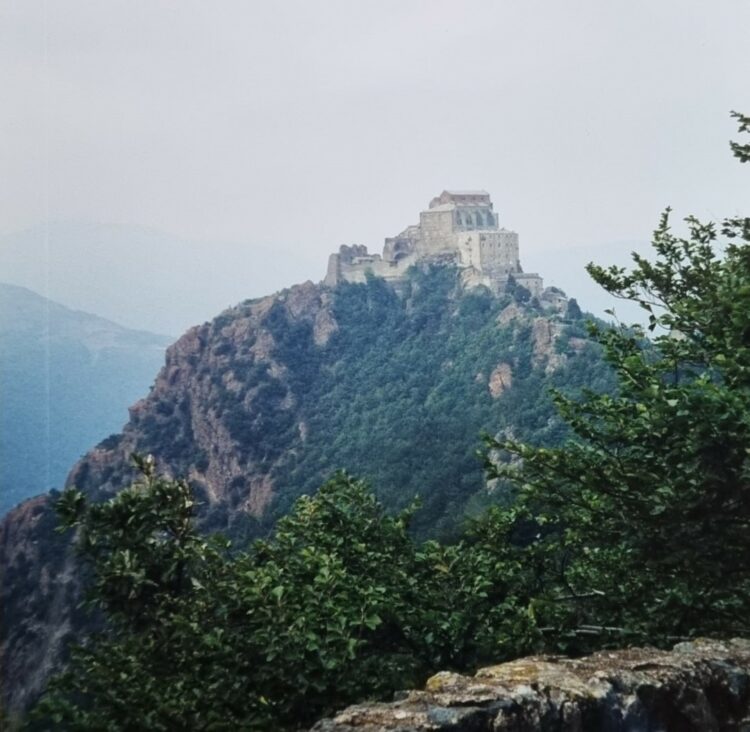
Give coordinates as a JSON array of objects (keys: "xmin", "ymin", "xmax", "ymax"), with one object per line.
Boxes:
[{"xmin": 311, "ymin": 639, "xmax": 750, "ymax": 731}]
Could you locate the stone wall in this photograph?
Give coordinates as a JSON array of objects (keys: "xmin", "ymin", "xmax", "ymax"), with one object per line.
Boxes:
[
  {"xmin": 312, "ymin": 639, "xmax": 750, "ymax": 731},
  {"xmin": 418, "ymin": 208, "xmax": 456, "ymax": 257},
  {"xmin": 515, "ymin": 272, "xmax": 544, "ymax": 297},
  {"xmin": 456, "ymin": 230, "xmax": 520, "ymax": 292},
  {"xmin": 324, "ymin": 245, "xmax": 417, "ymax": 287}
]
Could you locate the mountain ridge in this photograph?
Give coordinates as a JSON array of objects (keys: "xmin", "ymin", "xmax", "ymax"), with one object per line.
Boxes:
[
  {"xmin": 0, "ymin": 281, "xmax": 172, "ymax": 352},
  {"xmin": 0, "ymin": 264, "xmax": 611, "ymax": 715},
  {"xmin": 0, "ymin": 283, "xmax": 172, "ymax": 516},
  {"xmin": 0, "ymin": 221, "xmax": 319, "ymax": 335}
]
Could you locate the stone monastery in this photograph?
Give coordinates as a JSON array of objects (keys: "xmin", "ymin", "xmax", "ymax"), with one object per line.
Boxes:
[{"xmin": 324, "ymin": 190, "xmax": 543, "ymax": 295}]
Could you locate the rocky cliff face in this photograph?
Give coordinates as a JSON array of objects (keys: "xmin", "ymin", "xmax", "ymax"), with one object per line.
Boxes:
[
  {"xmin": 1, "ymin": 281, "xmax": 336, "ymax": 714},
  {"xmin": 313, "ymin": 639, "xmax": 750, "ymax": 731},
  {"xmin": 1, "ymin": 267, "xmax": 604, "ymax": 715},
  {"xmin": 62, "ymin": 280, "xmax": 338, "ymax": 516},
  {"xmin": 0, "ymin": 495, "xmax": 81, "ymax": 714}
]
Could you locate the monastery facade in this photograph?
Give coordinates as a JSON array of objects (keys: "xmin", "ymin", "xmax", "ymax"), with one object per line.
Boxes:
[{"xmin": 324, "ymin": 190, "xmax": 543, "ymax": 295}]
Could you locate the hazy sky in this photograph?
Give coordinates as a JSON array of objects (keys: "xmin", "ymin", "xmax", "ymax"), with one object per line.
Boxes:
[{"xmin": 2, "ymin": 1, "xmax": 749, "ymax": 332}]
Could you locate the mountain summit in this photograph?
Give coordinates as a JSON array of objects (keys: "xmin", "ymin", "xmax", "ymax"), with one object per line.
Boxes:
[
  {"xmin": 325, "ymin": 190, "xmax": 543, "ymax": 296},
  {"xmin": 0, "ymin": 203, "xmax": 608, "ymax": 716}
]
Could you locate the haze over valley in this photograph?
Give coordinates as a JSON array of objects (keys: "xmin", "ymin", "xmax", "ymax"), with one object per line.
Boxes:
[
  {"xmin": 2, "ymin": 2, "xmax": 750, "ymax": 729},
  {"xmin": 2, "ymin": 2, "xmax": 748, "ymax": 335}
]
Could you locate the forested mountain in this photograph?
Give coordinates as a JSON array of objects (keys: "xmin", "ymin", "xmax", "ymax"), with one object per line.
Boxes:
[
  {"xmin": 0, "ymin": 265, "xmax": 611, "ymax": 715},
  {"xmin": 0, "ymin": 283, "xmax": 171, "ymax": 516}
]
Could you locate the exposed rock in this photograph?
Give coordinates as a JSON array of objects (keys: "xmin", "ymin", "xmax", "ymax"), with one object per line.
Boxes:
[
  {"xmin": 531, "ymin": 317, "xmax": 565, "ymax": 373},
  {"xmin": 488, "ymin": 362, "xmax": 513, "ymax": 398},
  {"xmin": 0, "ymin": 496, "xmax": 78, "ymax": 715},
  {"xmin": 312, "ymin": 639, "xmax": 750, "ymax": 731},
  {"xmin": 569, "ymin": 336, "xmax": 588, "ymax": 352},
  {"xmin": 298, "ymin": 420, "xmax": 309, "ymax": 442},
  {"xmin": 243, "ymin": 474, "xmax": 274, "ymax": 518},
  {"xmin": 496, "ymin": 302, "xmax": 526, "ymax": 325},
  {"xmin": 0, "ymin": 280, "xmax": 338, "ymax": 715},
  {"xmin": 314, "ymin": 303, "xmax": 339, "ymax": 346},
  {"xmin": 284, "ymin": 280, "xmax": 321, "ymax": 319}
]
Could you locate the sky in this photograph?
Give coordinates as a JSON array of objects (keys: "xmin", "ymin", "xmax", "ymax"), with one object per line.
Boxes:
[{"xmin": 1, "ymin": 0, "xmax": 749, "ymax": 334}]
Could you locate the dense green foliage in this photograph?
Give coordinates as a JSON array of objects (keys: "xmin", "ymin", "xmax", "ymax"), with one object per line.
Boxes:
[
  {"xmin": 483, "ymin": 113, "xmax": 750, "ymax": 649},
  {"xmin": 30, "ymin": 112, "xmax": 750, "ymax": 732},
  {"xmin": 218, "ymin": 267, "xmax": 608, "ymax": 538},
  {"xmin": 730, "ymin": 111, "xmax": 750, "ymax": 163},
  {"xmin": 33, "ymin": 458, "xmax": 539, "ymax": 730}
]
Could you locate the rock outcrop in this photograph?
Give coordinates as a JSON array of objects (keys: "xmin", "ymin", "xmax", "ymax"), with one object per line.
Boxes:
[
  {"xmin": 531, "ymin": 316, "xmax": 565, "ymax": 373},
  {"xmin": 312, "ymin": 639, "xmax": 750, "ymax": 731},
  {"xmin": 1, "ymin": 280, "xmax": 339, "ymax": 715},
  {"xmin": 488, "ymin": 362, "xmax": 513, "ymax": 398},
  {"xmin": 0, "ymin": 495, "xmax": 78, "ymax": 714}
]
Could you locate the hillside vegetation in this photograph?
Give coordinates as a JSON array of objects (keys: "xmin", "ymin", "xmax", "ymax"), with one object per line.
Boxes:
[
  {"xmin": 63, "ymin": 265, "xmax": 608, "ymax": 541},
  {"xmin": 20, "ymin": 113, "xmax": 750, "ymax": 730},
  {"xmin": 240, "ymin": 268, "xmax": 608, "ymax": 537},
  {"xmin": 1, "ymin": 264, "xmax": 606, "ymax": 719}
]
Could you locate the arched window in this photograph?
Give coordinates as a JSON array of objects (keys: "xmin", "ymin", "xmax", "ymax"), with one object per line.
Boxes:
[
  {"xmin": 456, "ymin": 213, "xmax": 463, "ymax": 227},
  {"xmin": 475, "ymin": 212, "xmax": 484, "ymax": 227}
]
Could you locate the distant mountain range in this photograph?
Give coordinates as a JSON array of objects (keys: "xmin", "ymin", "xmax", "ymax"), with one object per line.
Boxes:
[
  {"xmin": 0, "ymin": 283, "xmax": 171, "ymax": 516},
  {"xmin": 0, "ymin": 221, "xmax": 320, "ymax": 335}
]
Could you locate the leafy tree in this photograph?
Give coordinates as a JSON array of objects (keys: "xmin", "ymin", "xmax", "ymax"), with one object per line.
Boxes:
[
  {"xmin": 730, "ymin": 111, "xmax": 750, "ymax": 163},
  {"xmin": 484, "ymin": 112, "xmax": 750, "ymax": 649},
  {"xmin": 32, "ymin": 460, "xmax": 536, "ymax": 730},
  {"xmin": 31, "ymin": 455, "xmax": 237, "ymax": 730},
  {"xmin": 565, "ymin": 297, "xmax": 583, "ymax": 320}
]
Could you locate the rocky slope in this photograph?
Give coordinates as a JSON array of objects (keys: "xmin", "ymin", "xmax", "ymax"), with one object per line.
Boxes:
[
  {"xmin": 312, "ymin": 639, "xmax": 750, "ymax": 731},
  {"xmin": 0, "ymin": 266, "xmax": 609, "ymax": 715}
]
